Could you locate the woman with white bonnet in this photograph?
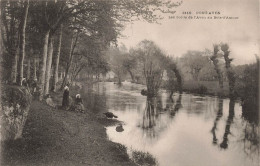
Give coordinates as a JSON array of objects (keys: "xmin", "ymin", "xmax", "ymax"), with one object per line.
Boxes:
[
  {"xmin": 74, "ymin": 94, "xmax": 85, "ymax": 112},
  {"xmin": 62, "ymin": 86, "xmax": 70, "ymax": 109}
]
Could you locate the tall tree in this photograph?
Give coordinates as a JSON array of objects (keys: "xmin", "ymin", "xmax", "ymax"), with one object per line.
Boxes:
[
  {"xmin": 220, "ymin": 43, "xmax": 236, "ymax": 98},
  {"xmin": 61, "ymin": 29, "xmax": 79, "ymax": 88},
  {"xmin": 106, "ymin": 46, "xmax": 127, "ymax": 84},
  {"xmin": 133, "ymin": 40, "xmax": 166, "ymax": 97},
  {"xmin": 52, "ymin": 24, "xmax": 63, "ymax": 91},
  {"xmin": 210, "ymin": 45, "xmax": 224, "ymax": 91},
  {"xmin": 1, "ymin": 1, "xmax": 21, "ymax": 83},
  {"xmin": 44, "ymin": 33, "xmax": 54, "ymax": 94},
  {"xmin": 123, "ymin": 53, "xmax": 137, "ymax": 82},
  {"xmin": 164, "ymin": 56, "xmax": 182, "ymax": 97},
  {"xmin": 37, "ymin": 1, "xmax": 63, "ymax": 98},
  {"xmin": 17, "ymin": 0, "xmax": 29, "ymax": 85},
  {"xmin": 180, "ymin": 51, "xmax": 209, "ymax": 81}
]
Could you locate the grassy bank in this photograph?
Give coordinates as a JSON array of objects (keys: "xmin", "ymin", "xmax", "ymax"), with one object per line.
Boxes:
[
  {"xmin": 132, "ymin": 79, "xmax": 231, "ymax": 98},
  {"xmin": 1, "ymin": 85, "xmax": 137, "ymax": 166},
  {"xmin": 182, "ymin": 81, "xmax": 230, "ymax": 97}
]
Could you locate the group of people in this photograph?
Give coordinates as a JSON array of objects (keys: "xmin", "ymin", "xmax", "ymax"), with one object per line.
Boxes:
[
  {"xmin": 44, "ymin": 85, "xmax": 85, "ymax": 113},
  {"xmin": 46, "ymin": 85, "xmax": 124, "ymax": 132},
  {"xmin": 62, "ymin": 86, "xmax": 85, "ymax": 113}
]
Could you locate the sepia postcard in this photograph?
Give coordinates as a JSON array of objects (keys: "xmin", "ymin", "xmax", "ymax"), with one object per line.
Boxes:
[{"xmin": 1, "ymin": 0, "xmax": 259, "ymax": 166}]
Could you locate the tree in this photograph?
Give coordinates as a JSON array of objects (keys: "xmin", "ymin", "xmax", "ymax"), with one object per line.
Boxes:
[
  {"xmin": 35, "ymin": 0, "xmax": 67, "ymax": 98},
  {"xmin": 1, "ymin": 0, "xmax": 182, "ymax": 97},
  {"xmin": 1, "ymin": 1, "xmax": 23, "ymax": 83},
  {"xmin": 199, "ymin": 61, "xmax": 218, "ymax": 81},
  {"xmin": 210, "ymin": 45, "xmax": 224, "ymax": 90},
  {"xmin": 17, "ymin": 0, "xmax": 29, "ymax": 85},
  {"xmin": 106, "ymin": 46, "xmax": 127, "ymax": 84},
  {"xmin": 133, "ymin": 40, "xmax": 166, "ymax": 97},
  {"xmin": 180, "ymin": 50, "xmax": 209, "ymax": 81},
  {"xmin": 220, "ymin": 43, "xmax": 236, "ymax": 98},
  {"xmin": 52, "ymin": 24, "xmax": 63, "ymax": 91},
  {"xmin": 164, "ymin": 56, "xmax": 182, "ymax": 97},
  {"xmin": 123, "ymin": 53, "xmax": 137, "ymax": 82},
  {"xmin": 239, "ymin": 57, "xmax": 259, "ymax": 121}
]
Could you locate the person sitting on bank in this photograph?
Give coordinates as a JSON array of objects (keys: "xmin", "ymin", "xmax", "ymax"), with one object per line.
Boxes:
[
  {"xmin": 32, "ymin": 78, "xmax": 37, "ymax": 93},
  {"xmin": 22, "ymin": 78, "xmax": 28, "ymax": 87},
  {"xmin": 45, "ymin": 94, "xmax": 56, "ymax": 108},
  {"xmin": 74, "ymin": 94, "xmax": 85, "ymax": 113},
  {"xmin": 62, "ymin": 86, "xmax": 70, "ymax": 109}
]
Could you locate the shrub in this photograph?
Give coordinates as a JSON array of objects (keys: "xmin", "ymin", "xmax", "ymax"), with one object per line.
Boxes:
[
  {"xmin": 131, "ymin": 150, "xmax": 158, "ymax": 166},
  {"xmin": 1, "ymin": 85, "xmax": 32, "ymax": 140},
  {"xmin": 197, "ymin": 85, "xmax": 208, "ymax": 94}
]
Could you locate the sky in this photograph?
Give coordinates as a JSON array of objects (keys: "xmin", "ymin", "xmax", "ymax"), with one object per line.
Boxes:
[{"xmin": 118, "ymin": 0, "xmax": 259, "ymax": 65}]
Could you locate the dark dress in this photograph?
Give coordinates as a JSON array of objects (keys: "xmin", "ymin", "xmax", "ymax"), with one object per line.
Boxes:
[
  {"xmin": 74, "ymin": 97, "xmax": 85, "ymax": 112},
  {"xmin": 75, "ymin": 98, "xmax": 83, "ymax": 104},
  {"xmin": 62, "ymin": 89, "xmax": 70, "ymax": 108}
]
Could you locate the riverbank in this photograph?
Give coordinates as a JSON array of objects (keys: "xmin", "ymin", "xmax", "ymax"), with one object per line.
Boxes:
[
  {"xmin": 182, "ymin": 80, "xmax": 230, "ymax": 97},
  {"xmin": 1, "ymin": 85, "xmax": 137, "ymax": 166},
  {"xmin": 132, "ymin": 80, "xmax": 231, "ymax": 98}
]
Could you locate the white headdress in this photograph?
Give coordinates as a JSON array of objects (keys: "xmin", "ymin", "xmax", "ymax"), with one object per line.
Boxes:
[
  {"xmin": 76, "ymin": 94, "xmax": 81, "ymax": 98},
  {"xmin": 64, "ymin": 86, "xmax": 69, "ymax": 91}
]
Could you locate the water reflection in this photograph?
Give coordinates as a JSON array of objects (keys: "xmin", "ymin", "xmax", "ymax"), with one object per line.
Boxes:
[
  {"xmin": 220, "ymin": 99, "xmax": 235, "ymax": 149},
  {"xmin": 141, "ymin": 94, "xmax": 183, "ymax": 139},
  {"xmin": 142, "ymin": 98, "xmax": 158, "ymax": 129},
  {"xmin": 171, "ymin": 94, "xmax": 182, "ymax": 117},
  {"xmin": 82, "ymin": 83, "xmax": 108, "ymax": 114},
  {"xmin": 211, "ymin": 99, "xmax": 223, "ymax": 145},
  {"xmin": 86, "ymin": 82, "xmax": 259, "ymax": 166},
  {"xmin": 241, "ymin": 104, "xmax": 259, "ymax": 160}
]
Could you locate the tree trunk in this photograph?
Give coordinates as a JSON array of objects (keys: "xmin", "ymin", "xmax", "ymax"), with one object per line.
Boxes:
[
  {"xmin": 38, "ymin": 30, "xmax": 50, "ymax": 100},
  {"xmin": 52, "ymin": 24, "xmax": 63, "ymax": 92},
  {"xmin": 33, "ymin": 54, "xmax": 37, "ymax": 80},
  {"xmin": 221, "ymin": 44, "xmax": 236, "ymax": 98},
  {"xmin": 59, "ymin": 72, "xmax": 63, "ymax": 80},
  {"xmin": 1, "ymin": 1, "xmax": 20, "ymax": 83},
  {"xmin": 173, "ymin": 68, "xmax": 182, "ymax": 93},
  {"xmin": 211, "ymin": 58, "xmax": 223, "ymax": 90},
  {"xmin": 128, "ymin": 69, "xmax": 135, "ymax": 82},
  {"xmin": 61, "ymin": 65, "xmax": 70, "ymax": 88},
  {"xmin": 11, "ymin": 49, "xmax": 19, "ymax": 83},
  {"xmin": 17, "ymin": 0, "xmax": 29, "ymax": 86},
  {"xmin": 44, "ymin": 35, "xmax": 54, "ymax": 95},
  {"xmin": 26, "ymin": 58, "xmax": 31, "ymax": 80},
  {"xmin": 61, "ymin": 30, "xmax": 79, "ymax": 89},
  {"xmin": 211, "ymin": 46, "xmax": 224, "ymax": 91}
]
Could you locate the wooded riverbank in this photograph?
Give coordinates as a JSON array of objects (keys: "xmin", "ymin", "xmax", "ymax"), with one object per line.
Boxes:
[{"xmin": 1, "ymin": 86, "xmax": 137, "ymax": 166}]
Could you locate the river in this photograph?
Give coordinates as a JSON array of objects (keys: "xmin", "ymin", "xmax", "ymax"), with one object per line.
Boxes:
[{"xmin": 82, "ymin": 81, "xmax": 259, "ymax": 166}]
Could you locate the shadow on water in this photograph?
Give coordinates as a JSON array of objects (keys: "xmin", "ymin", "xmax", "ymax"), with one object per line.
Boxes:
[
  {"xmin": 242, "ymin": 101, "xmax": 259, "ymax": 125},
  {"xmin": 241, "ymin": 100, "xmax": 259, "ymax": 158},
  {"xmin": 220, "ymin": 99, "xmax": 235, "ymax": 149},
  {"xmin": 171, "ymin": 94, "xmax": 182, "ymax": 117},
  {"xmin": 142, "ymin": 97, "xmax": 160, "ymax": 129},
  {"xmin": 242, "ymin": 121, "xmax": 259, "ymax": 158},
  {"xmin": 211, "ymin": 97, "xmax": 259, "ymax": 157},
  {"xmin": 141, "ymin": 94, "xmax": 183, "ymax": 138},
  {"xmin": 82, "ymin": 83, "xmax": 108, "ymax": 114},
  {"xmin": 211, "ymin": 98, "xmax": 224, "ymax": 145},
  {"xmin": 91, "ymin": 82, "xmax": 259, "ymax": 166}
]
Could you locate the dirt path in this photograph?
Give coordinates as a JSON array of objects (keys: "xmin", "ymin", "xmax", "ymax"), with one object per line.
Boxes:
[{"xmin": 1, "ymin": 91, "xmax": 136, "ymax": 166}]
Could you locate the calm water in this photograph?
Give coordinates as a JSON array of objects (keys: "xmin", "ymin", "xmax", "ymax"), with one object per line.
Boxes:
[{"xmin": 83, "ymin": 82, "xmax": 259, "ymax": 166}]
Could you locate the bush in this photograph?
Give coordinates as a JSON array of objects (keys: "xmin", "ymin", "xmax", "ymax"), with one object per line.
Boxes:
[
  {"xmin": 238, "ymin": 63, "xmax": 259, "ymax": 123},
  {"xmin": 1, "ymin": 85, "xmax": 32, "ymax": 141},
  {"xmin": 131, "ymin": 150, "xmax": 158, "ymax": 166},
  {"xmin": 197, "ymin": 85, "xmax": 208, "ymax": 94}
]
